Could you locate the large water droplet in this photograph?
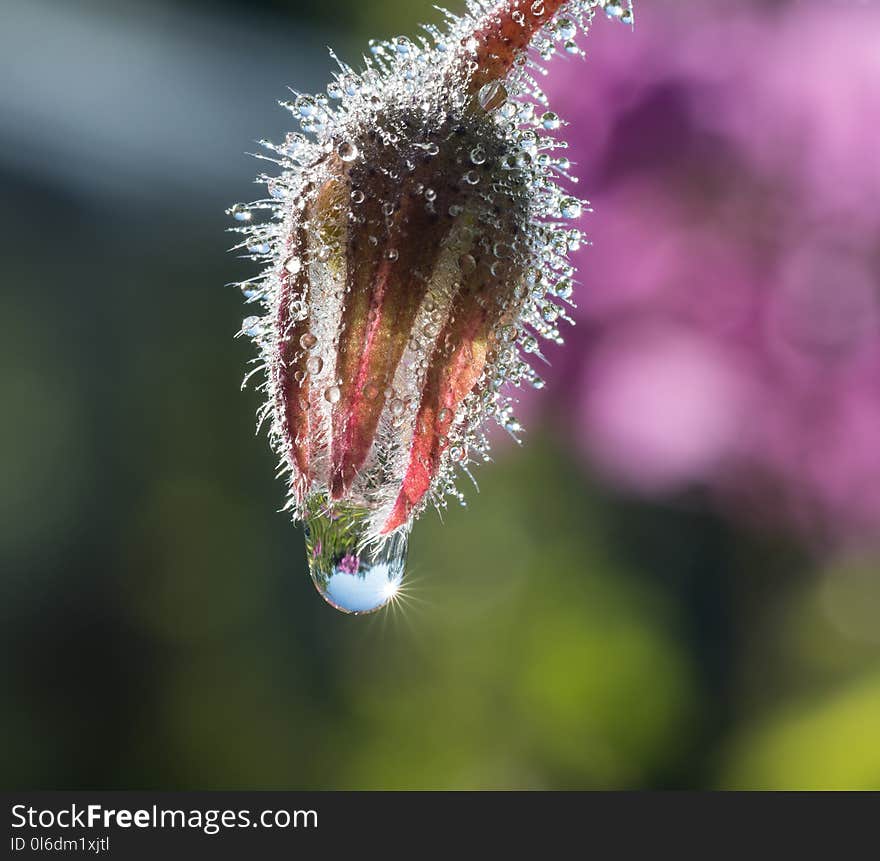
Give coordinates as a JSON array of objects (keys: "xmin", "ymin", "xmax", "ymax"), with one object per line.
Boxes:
[{"xmin": 304, "ymin": 506, "xmax": 407, "ymax": 614}]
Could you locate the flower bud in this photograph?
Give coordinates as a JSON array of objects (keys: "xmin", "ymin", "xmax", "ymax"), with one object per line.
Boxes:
[{"xmin": 229, "ymin": 0, "xmax": 634, "ymax": 612}]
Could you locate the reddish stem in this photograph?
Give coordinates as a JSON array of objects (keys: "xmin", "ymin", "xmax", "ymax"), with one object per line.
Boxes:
[{"xmin": 468, "ymin": 0, "xmax": 568, "ymax": 93}]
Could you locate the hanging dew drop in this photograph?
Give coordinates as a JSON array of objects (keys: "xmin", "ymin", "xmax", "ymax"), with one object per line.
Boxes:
[
  {"xmin": 541, "ymin": 112, "xmax": 561, "ymax": 130},
  {"xmin": 304, "ymin": 505, "xmax": 408, "ymax": 614},
  {"xmin": 230, "ymin": 204, "xmax": 252, "ymax": 222}
]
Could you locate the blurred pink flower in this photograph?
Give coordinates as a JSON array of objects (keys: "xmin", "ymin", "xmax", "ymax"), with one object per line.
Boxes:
[{"xmin": 537, "ymin": 0, "xmax": 880, "ymax": 551}]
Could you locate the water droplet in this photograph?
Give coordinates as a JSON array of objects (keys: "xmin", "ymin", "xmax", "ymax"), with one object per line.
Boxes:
[
  {"xmin": 351, "ymin": 189, "xmax": 365, "ymax": 204},
  {"xmin": 306, "ymin": 356, "xmax": 324, "ymax": 375},
  {"xmin": 424, "ymin": 188, "xmax": 437, "ymax": 202},
  {"xmin": 394, "ymin": 36, "xmax": 413, "ymax": 56},
  {"xmin": 556, "ymin": 275, "xmax": 574, "ymax": 299},
  {"xmin": 470, "ymin": 146, "xmax": 487, "ymax": 165},
  {"xmin": 295, "ymin": 95, "xmax": 318, "ymax": 118},
  {"xmin": 241, "ymin": 315, "xmax": 261, "ymax": 335},
  {"xmin": 324, "ymin": 385, "xmax": 341, "ymax": 404},
  {"xmin": 304, "ymin": 508, "xmax": 407, "ymax": 614},
  {"xmin": 556, "ymin": 17, "xmax": 577, "ymax": 40},
  {"xmin": 300, "ymin": 333, "xmax": 318, "ymax": 350},
  {"xmin": 337, "ymin": 141, "xmax": 359, "ymax": 162},
  {"xmin": 477, "ymin": 80, "xmax": 508, "ymax": 113},
  {"xmin": 560, "ymin": 197, "xmax": 582, "ymax": 219},
  {"xmin": 541, "ymin": 111, "xmax": 561, "ymax": 130},
  {"xmin": 459, "ymin": 253, "xmax": 477, "ymax": 275},
  {"xmin": 386, "ymin": 248, "xmax": 399, "ymax": 261},
  {"xmin": 462, "ymin": 170, "xmax": 480, "ymax": 185},
  {"xmin": 285, "ymin": 257, "xmax": 302, "ymax": 275},
  {"xmin": 389, "ymin": 398, "xmax": 405, "ymax": 418},
  {"xmin": 230, "ymin": 204, "xmax": 252, "ymax": 222}
]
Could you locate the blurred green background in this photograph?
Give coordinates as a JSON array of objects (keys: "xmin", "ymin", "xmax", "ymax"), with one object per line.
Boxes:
[{"xmin": 2, "ymin": 0, "xmax": 879, "ymax": 790}]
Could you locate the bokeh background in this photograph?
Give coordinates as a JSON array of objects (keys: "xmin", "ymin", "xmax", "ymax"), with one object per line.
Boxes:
[{"xmin": 3, "ymin": 0, "xmax": 879, "ymax": 790}]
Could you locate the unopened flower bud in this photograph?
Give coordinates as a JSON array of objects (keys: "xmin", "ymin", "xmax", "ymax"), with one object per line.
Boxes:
[{"xmin": 229, "ymin": 0, "xmax": 634, "ymax": 612}]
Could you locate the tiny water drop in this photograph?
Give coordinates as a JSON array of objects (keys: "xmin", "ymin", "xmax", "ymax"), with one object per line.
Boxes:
[
  {"xmin": 477, "ymin": 80, "xmax": 507, "ymax": 113},
  {"xmin": 469, "ymin": 146, "xmax": 487, "ymax": 165},
  {"xmin": 304, "ymin": 505, "xmax": 408, "ymax": 614},
  {"xmin": 337, "ymin": 141, "xmax": 359, "ymax": 162},
  {"xmin": 560, "ymin": 197, "xmax": 582, "ymax": 219},
  {"xmin": 556, "ymin": 18, "xmax": 577, "ymax": 41}
]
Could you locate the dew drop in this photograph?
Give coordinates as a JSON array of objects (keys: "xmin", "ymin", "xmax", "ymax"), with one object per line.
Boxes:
[
  {"xmin": 306, "ymin": 356, "xmax": 324, "ymax": 376},
  {"xmin": 462, "ymin": 170, "xmax": 480, "ymax": 185},
  {"xmin": 477, "ymin": 80, "xmax": 508, "ymax": 113},
  {"xmin": 304, "ymin": 507, "xmax": 407, "ymax": 614},
  {"xmin": 337, "ymin": 141, "xmax": 359, "ymax": 162},
  {"xmin": 469, "ymin": 146, "xmax": 486, "ymax": 165},
  {"xmin": 230, "ymin": 204, "xmax": 252, "ymax": 222},
  {"xmin": 324, "ymin": 385, "xmax": 341, "ymax": 404},
  {"xmin": 300, "ymin": 332, "xmax": 318, "ymax": 350},
  {"xmin": 285, "ymin": 256, "xmax": 302, "ymax": 275},
  {"xmin": 541, "ymin": 112, "xmax": 561, "ymax": 130},
  {"xmin": 424, "ymin": 188, "xmax": 437, "ymax": 202},
  {"xmin": 459, "ymin": 253, "xmax": 477, "ymax": 275},
  {"xmin": 556, "ymin": 17, "xmax": 577, "ymax": 40},
  {"xmin": 241, "ymin": 315, "xmax": 261, "ymax": 335},
  {"xmin": 560, "ymin": 197, "xmax": 583, "ymax": 219},
  {"xmin": 295, "ymin": 95, "xmax": 318, "ymax": 118},
  {"xmin": 555, "ymin": 278, "xmax": 574, "ymax": 300},
  {"xmin": 351, "ymin": 189, "xmax": 365, "ymax": 204}
]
